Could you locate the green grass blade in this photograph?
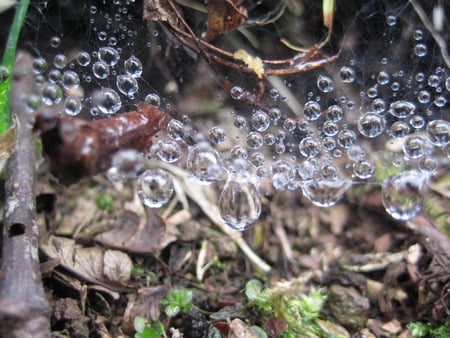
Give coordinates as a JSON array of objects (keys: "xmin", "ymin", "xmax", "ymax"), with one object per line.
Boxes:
[{"xmin": 0, "ymin": 0, "xmax": 31, "ymax": 134}]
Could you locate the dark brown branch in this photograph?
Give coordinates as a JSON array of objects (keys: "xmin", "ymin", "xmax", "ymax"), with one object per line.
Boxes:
[{"xmin": 0, "ymin": 52, "xmax": 51, "ymax": 337}]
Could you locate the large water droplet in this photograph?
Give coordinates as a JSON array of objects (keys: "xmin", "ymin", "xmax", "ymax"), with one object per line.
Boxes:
[
  {"xmin": 426, "ymin": 119, "xmax": 450, "ymax": 147},
  {"xmin": 138, "ymin": 169, "xmax": 174, "ymax": 208},
  {"xmin": 251, "ymin": 110, "xmax": 270, "ymax": 131},
  {"xmin": 381, "ymin": 171, "xmax": 427, "ymax": 220},
  {"xmin": 219, "ymin": 173, "xmax": 261, "ymax": 231},
  {"xmin": 187, "ymin": 143, "xmax": 223, "ymax": 184},
  {"xmin": 42, "ymin": 83, "xmax": 63, "ymax": 106},
  {"xmin": 358, "ymin": 113, "xmax": 385, "ymax": 138},
  {"xmin": 247, "ymin": 131, "xmax": 263, "ymax": 149},
  {"xmin": 92, "ymin": 88, "xmax": 121, "ymax": 115},
  {"xmin": 303, "ymin": 101, "xmax": 321, "ymax": 121},
  {"xmin": 77, "ymin": 51, "xmax": 91, "ymax": 66},
  {"xmin": 98, "ymin": 46, "xmax": 120, "ymax": 66},
  {"xmin": 299, "ymin": 137, "xmax": 321, "ymax": 158},
  {"xmin": 64, "ymin": 96, "xmax": 82, "ymax": 116},
  {"xmin": 301, "ymin": 179, "xmax": 352, "ymax": 207},
  {"xmin": 152, "ymin": 140, "xmax": 181, "ymax": 163},
  {"xmin": 116, "ymin": 74, "xmax": 138, "ymax": 96},
  {"xmin": 167, "ymin": 119, "xmax": 185, "ymax": 140},
  {"xmin": 209, "ymin": 126, "xmax": 226, "ymax": 144},
  {"xmin": 92, "ymin": 61, "xmax": 110, "ymax": 79},
  {"xmin": 124, "ymin": 55, "xmax": 143, "ymax": 77},
  {"xmin": 61, "ymin": 70, "xmax": 80, "ymax": 91},
  {"xmin": 389, "ymin": 100, "xmax": 416, "ymax": 118},
  {"xmin": 339, "ymin": 66, "xmax": 355, "ymax": 83},
  {"xmin": 317, "ymin": 74, "xmax": 334, "ymax": 92},
  {"xmin": 403, "ymin": 135, "xmax": 428, "ymax": 159}
]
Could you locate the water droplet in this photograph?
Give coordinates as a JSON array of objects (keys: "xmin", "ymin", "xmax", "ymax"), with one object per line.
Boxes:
[
  {"xmin": 64, "ymin": 96, "xmax": 82, "ymax": 116},
  {"xmin": 0, "ymin": 66, "xmax": 9, "ymax": 84},
  {"xmin": 234, "ymin": 115, "xmax": 247, "ymax": 129},
  {"xmin": 322, "ymin": 137, "xmax": 336, "ymax": 151},
  {"xmin": 413, "ymin": 29, "xmax": 423, "ymax": 40},
  {"xmin": 230, "ymin": 146, "xmax": 248, "ymax": 160},
  {"xmin": 347, "ymin": 145, "xmax": 365, "ymax": 161},
  {"xmin": 386, "ymin": 15, "xmax": 397, "ymax": 26},
  {"xmin": 250, "ymin": 152, "xmax": 265, "ymax": 167},
  {"xmin": 304, "ymin": 101, "xmax": 322, "ymax": 121},
  {"xmin": 377, "ymin": 71, "xmax": 390, "ymax": 85},
  {"xmin": 353, "ymin": 159, "xmax": 374, "ymax": 179},
  {"xmin": 358, "ymin": 113, "xmax": 385, "ymax": 138},
  {"xmin": 152, "ymin": 140, "xmax": 181, "ymax": 163},
  {"xmin": 263, "ymin": 133, "xmax": 276, "ymax": 145},
  {"xmin": 77, "ymin": 51, "xmax": 91, "ymax": 66},
  {"xmin": 414, "ymin": 43, "xmax": 427, "ymax": 57},
  {"xmin": 268, "ymin": 107, "xmax": 282, "ymax": 123},
  {"xmin": 98, "ymin": 46, "xmax": 120, "ymax": 66},
  {"xmin": 230, "ymin": 86, "xmax": 245, "ymax": 100},
  {"xmin": 415, "ymin": 72, "xmax": 425, "ymax": 82},
  {"xmin": 61, "ymin": 70, "xmax": 80, "ymax": 91},
  {"xmin": 403, "ymin": 135, "xmax": 428, "ymax": 158},
  {"xmin": 247, "ymin": 131, "xmax": 263, "ymax": 149},
  {"xmin": 337, "ymin": 129, "xmax": 356, "ymax": 148},
  {"xmin": 371, "ymin": 98, "xmax": 386, "ymax": 114},
  {"xmin": 138, "ymin": 169, "xmax": 174, "ymax": 208},
  {"xmin": 167, "ymin": 119, "xmax": 185, "ymax": 140},
  {"xmin": 116, "ymin": 74, "xmax": 138, "ymax": 96},
  {"xmin": 297, "ymin": 160, "xmax": 317, "ymax": 180},
  {"xmin": 434, "ymin": 95, "xmax": 447, "ymax": 108},
  {"xmin": 419, "ymin": 157, "xmax": 437, "ymax": 174},
  {"xmin": 209, "ymin": 126, "xmax": 226, "ymax": 144},
  {"xmin": 271, "ymin": 160, "xmax": 295, "ymax": 190},
  {"xmin": 317, "ymin": 74, "xmax": 334, "ymax": 92},
  {"xmin": 426, "ymin": 119, "xmax": 450, "ymax": 147},
  {"xmin": 301, "ymin": 179, "xmax": 352, "ymax": 207},
  {"xmin": 251, "ymin": 110, "xmax": 270, "ymax": 131},
  {"xmin": 322, "ymin": 121, "xmax": 339, "ymax": 136},
  {"xmin": 283, "ymin": 118, "xmax": 297, "ymax": 132},
  {"xmin": 428, "ymin": 74, "xmax": 440, "ymax": 88},
  {"xmin": 48, "ymin": 69, "xmax": 61, "ymax": 83},
  {"xmin": 53, "ymin": 54, "xmax": 67, "ymax": 69},
  {"xmin": 92, "ymin": 88, "xmax": 121, "ymax": 115},
  {"xmin": 42, "ymin": 83, "xmax": 63, "ymax": 105},
  {"xmin": 187, "ymin": 143, "xmax": 223, "ymax": 184},
  {"xmin": 219, "ymin": 173, "xmax": 261, "ymax": 231},
  {"xmin": 390, "ymin": 121, "xmax": 410, "ymax": 138},
  {"xmin": 93, "ymin": 61, "xmax": 110, "ymax": 79},
  {"xmin": 124, "ymin": 55, "xmax": 143, "ymax": 77},
  {"xmin": 409, "ymin": 115, "xmax": 425, "ymax": 130},
  {"xmin": 326, "ymin": 105, "xmax": 344, "ymax": 122},
  {"xmin": 417, "ymin": 90, "xmax": 431, "ymax": 104},
  {"xmin": 145, "ymin": 93, "xmax": 161, "ymax": 106},
  {"xmin": 339, "ymin": 66, "xmax": 355, "ymax": 83},
  {"xmin": 389, "ymin": 100, "xmax": 415, "ymax": 118},
  {"xmin": 109, "ymin": 149, "xmax": 145, "ymax": 181},
  {"xmin": 32, "ymin": 57, "xmax": 48, "ymax": 74},
  {"xmin": 381, "ymin": 171, "xmax": 427, "ymax": 220},
  {"xmin": 50, "ymin": 36, "xmax": 61, "ymax": 48},
  {"xmin": 299, "ymin": 137, "xmax": 321, "ymax": 158}
]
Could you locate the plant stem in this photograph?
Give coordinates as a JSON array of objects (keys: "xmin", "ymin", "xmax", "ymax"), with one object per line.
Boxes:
[{"xmin": 0, "ymin": 0, "xmax": 30, "ymax": 134}]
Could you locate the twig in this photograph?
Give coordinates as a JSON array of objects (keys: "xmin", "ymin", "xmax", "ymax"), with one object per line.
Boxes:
[{"xmin": 0, "ymin": 52, "xmax": 51, "ymax": 337}]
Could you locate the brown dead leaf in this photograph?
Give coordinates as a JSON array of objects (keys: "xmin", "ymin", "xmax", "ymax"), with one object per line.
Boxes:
[
  {"xmin": 202, "ymin": 0, "xmax": 247, "ymax": 41},
  {"xmin": 122, "ymin": 285, "xmax": 170, "ymax": 334},
  {"xmin": 41, "ymin": 235, "xmax": 133, "ymax": 288},
  {"xmin": 229, "ymin": 318, "xmax": 258, "ymax": 338},
  {"xmin": 95, "ymin": 210, "xmax": 177, "ymax": 256},
  {"xmin": 103, "ymin": 249, "xmax": 132, "ymax": 285}
]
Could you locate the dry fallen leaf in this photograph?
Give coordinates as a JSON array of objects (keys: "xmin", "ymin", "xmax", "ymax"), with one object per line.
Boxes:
[{"xmin": 41, "ymin": 235, "xmax": 133, "ymax": 288}]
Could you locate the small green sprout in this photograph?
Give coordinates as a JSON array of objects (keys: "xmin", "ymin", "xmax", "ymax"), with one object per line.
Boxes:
[
  {"xmin": 96, "ymin": 193, "xmax": 114, "ymax": 212},
  {"xmin": 134, "ymin": 316, "xmax": 164, "ymax": 338},
  {"xmin": 245, "ymin": 279, "xmax": 346, "ymax": 338},
  {"xmin": 161, "ymin": 288, "xmax": 193, "ymax": 317},
  {"xmin": 408, "ymin": 317, "xmax": 450, "ymax": 338}
]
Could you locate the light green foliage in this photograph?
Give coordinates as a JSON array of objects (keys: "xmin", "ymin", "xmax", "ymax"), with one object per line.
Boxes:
[
  {"xmin": 245, "ymin": 279, "xmax": 344, "ymax": 337},
  {"xmin": 161, "ymin": 288, "xmax": 193, "ymax": 317},
  {"xmin": 408, "ymin": 317, "xmax": 450, "ymax": 338},
  {"xmin": 134, "ymin": 316, "xmax": 164, "ymax": 338},
  {"xmin": 0, "ymin": 0, "xmax": 30, "ymax": 134}
]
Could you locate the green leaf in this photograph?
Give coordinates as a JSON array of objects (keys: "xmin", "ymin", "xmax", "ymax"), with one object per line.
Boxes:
[{"xmin": 245, "ymin": 279, "xmax": 264, "ymax": 302}]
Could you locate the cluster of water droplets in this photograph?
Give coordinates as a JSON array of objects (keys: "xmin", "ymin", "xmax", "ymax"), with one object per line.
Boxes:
[{"xmin": 26, "ymin": 3, "xmax": 450, "ymax": 232}]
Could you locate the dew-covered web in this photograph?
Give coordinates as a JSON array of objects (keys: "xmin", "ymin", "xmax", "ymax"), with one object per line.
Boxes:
[{"xmin": 6, "ymin": 0, "xmax": 450, "ymax": 230}]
